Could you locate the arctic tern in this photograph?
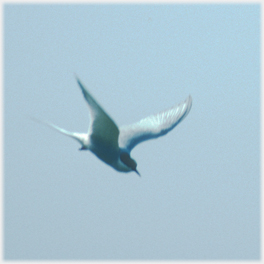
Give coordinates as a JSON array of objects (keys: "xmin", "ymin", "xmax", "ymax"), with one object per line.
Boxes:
[{"xmin": 38, "ymin": 77, "xmax": 192, "ymax": 176}]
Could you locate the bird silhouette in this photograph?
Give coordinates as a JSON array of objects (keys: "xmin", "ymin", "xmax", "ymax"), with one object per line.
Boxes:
[{"xmin": 36, "ymin": 77, "xmax": 192, "ymax": 176}]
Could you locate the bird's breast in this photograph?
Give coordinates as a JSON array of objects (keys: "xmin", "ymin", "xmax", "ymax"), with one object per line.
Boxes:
[{"xmin": 89, "ymin": 137, "xmax": 119, "ymax": 166}]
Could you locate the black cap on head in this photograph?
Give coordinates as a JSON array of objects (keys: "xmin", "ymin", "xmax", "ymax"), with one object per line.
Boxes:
[{"xmin": 120, "ymin": 152, "xmax": 140, "ymax": 177}]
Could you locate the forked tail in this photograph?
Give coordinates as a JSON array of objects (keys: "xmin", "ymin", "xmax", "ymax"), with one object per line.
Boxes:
[{"xmin": 31, "ymin": 117, "xmax": 87, "ymax": 147}]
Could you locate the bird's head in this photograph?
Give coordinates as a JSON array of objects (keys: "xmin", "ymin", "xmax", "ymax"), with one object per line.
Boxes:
[{"xmin": 120, "ymin": 152, "xmax": 140, "ymax": 176}]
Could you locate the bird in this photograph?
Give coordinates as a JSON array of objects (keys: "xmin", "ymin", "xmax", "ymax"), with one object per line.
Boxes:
[{"xmin": 36, "ymin": 77, "xmax": 192, "ymax": 176}]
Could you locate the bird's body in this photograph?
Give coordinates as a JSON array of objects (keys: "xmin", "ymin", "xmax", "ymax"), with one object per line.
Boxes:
[{"xmin": 38, "ymin": 77, "xmax": 192, "ymax": 176}]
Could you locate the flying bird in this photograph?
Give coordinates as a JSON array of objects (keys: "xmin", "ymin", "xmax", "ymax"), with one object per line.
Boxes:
[{"xmin": 38, "ymin": 77, "xmax": 192, "ymax": 176}]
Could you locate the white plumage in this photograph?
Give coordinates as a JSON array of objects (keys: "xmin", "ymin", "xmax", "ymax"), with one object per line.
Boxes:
[{"xmin": 37, "ymin": 77, "xmax": 192, "ymax": 176}]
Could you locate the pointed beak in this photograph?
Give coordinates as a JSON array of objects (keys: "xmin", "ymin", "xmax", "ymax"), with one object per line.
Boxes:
[{"xmin": 134, "ymin": 169, "xmax": 141, "ymax": 177}]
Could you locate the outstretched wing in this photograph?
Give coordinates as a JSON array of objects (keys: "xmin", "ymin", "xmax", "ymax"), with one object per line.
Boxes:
[
  {"xmin": 76, "ymin": 77, "xmax": 119, "ymax": 150},
  {"xmin": 118, "ymin": 95, "xmax": 192, "ymax": 152}
]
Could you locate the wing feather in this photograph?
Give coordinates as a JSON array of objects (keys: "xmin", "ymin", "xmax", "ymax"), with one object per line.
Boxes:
[
  {"xmin": 119, "ymin": 95, "xmax": 192, "ymax": 151},
  {"xmin": 76, "ymin": 78, "xmax": 119, "ymax": 149}
]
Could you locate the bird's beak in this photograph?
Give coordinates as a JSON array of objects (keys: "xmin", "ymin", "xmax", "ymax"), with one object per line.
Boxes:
[{"xmin": 134, "ymin": 169, "xmax": 141, "ymax": 177}]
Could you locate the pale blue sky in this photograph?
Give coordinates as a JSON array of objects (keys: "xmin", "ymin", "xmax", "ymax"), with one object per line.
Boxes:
[{"xmin": 4, "ymin": 4, "xmax": 260, "ymax": 260}]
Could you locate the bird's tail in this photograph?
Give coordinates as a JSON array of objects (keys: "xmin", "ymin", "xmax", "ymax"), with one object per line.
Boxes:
[{"xmin": 31, "ymin": 117, "xmax": 87, "ymax": 147}]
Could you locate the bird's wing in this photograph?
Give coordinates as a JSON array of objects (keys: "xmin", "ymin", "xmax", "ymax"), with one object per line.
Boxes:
[
  {"xmin": 118, "ymin": 95, "xmax": 192, "ymax": 151},
  {"xmin": 76, "ymin": 77, "xmax": 119, "ymax": 149}
]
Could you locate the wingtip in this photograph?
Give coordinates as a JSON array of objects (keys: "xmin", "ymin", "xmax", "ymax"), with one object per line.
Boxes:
[
  {"xmin": 186, "ymin": 95, "xmax": 192, "ymax": 107},
  {"xmin": 74, "ymin": 73, "xmax": 80, "ymax": 84},
  {"xmin": 75, "ymin": 75, "xmax": 85, "ymax": 92}
]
